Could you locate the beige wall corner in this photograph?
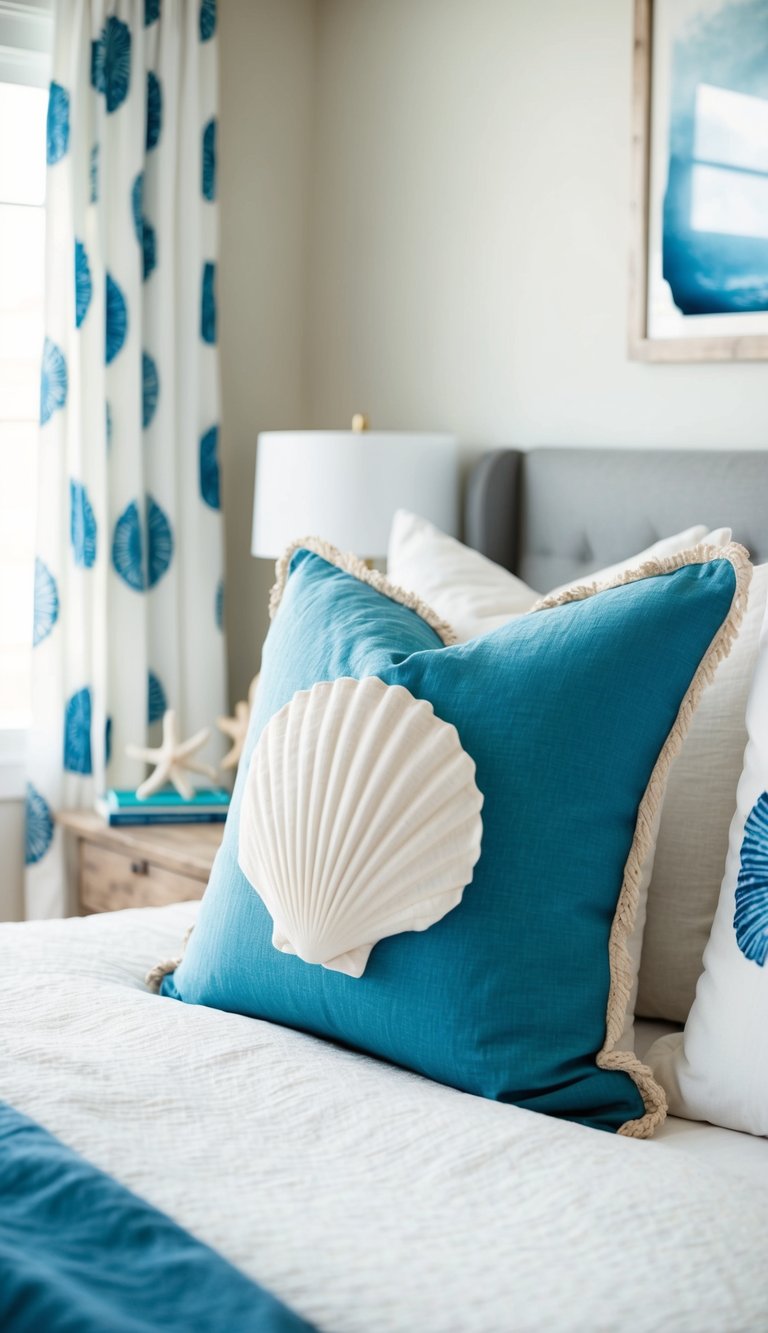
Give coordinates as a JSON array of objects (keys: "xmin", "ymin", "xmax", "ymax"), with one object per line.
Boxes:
[{"xmin": 219, "ymin": 0, "xmax": 316, "ymax": 708}]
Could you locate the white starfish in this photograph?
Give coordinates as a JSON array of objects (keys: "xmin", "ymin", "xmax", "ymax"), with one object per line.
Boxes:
[
  {"xmin": 126, "ymin": 709, "xmax": 218, "ymax": 800},
  {"xmin": 217, "ymin": 674, "xmax": 260, "ymax": 771}
]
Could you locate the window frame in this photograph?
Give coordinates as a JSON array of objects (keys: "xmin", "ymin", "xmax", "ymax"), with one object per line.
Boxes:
[{"xmin": 0, "ymin": 3, "xmax": 50, "ymax": 801}]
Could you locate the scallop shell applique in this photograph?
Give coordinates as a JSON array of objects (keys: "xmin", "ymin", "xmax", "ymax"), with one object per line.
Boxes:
[{"xmin": 238, "ymin": 676, "xmax": 484, "ymax": 978}]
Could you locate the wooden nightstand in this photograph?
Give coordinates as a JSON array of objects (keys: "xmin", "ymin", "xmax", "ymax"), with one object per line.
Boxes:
[{"xmin": 58, "ymin": 811, "xmax": 224, "ymax": 914}]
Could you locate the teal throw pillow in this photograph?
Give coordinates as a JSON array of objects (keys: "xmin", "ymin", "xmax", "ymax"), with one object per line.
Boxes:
[{"xmin": 158, "ymin": 539, "xmax": 749, "ymax": 1135}]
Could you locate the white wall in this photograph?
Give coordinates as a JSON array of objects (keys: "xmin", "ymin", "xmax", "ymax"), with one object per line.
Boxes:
[
  {"xmin": 219, "ymin": 0, "xmax": 315, "ymax": 706},
  {"xmin": 306, "ymin": 0, "xmax": 767, "ymax": 449}
]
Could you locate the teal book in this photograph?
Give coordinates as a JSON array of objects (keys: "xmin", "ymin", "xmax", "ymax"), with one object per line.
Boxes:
[{"xmin": 95, "ymin": 787, "xmax": 230, "ymax": 826}]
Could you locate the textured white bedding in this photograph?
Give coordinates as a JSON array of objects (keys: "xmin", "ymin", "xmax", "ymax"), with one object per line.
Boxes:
[{"xmin": 1, "ymin": 902, "xmax": 767, "ymax": 1333}]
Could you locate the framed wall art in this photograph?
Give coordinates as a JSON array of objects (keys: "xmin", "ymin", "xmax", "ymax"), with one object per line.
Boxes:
[{"xmin": 629, "ymin": 0, "xmax": 768, "ymax": 361}]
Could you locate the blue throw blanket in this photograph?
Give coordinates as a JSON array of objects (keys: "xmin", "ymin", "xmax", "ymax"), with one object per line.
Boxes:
[{"xmin": 0, "ymin": 1102, "xmax": 314, "ymax": 1332}]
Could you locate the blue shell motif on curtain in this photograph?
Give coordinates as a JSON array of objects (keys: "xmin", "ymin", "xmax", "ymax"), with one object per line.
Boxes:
[
  {"xmin": 200, "ymin": 0, "xmax": 216, "ymax": 41},
  {"xmin": 105, "ymin": 273, "xmax": 128, "ymax": 364},
  {"xmin": 141, "ymin": 219, "xmax": 156, "ymax": 280},
  {"xmin": 202, "ymin": 119, "xmax": 216, "ymax": 201},
  {"xmin": 142, "ymin": 352, "xmax": 159, "ymax": 428},
  {"xmin": 74, "ymin": 240, "xmax": 92, "ymax": 328},
  {"xmin": 25, "ymin": 784, "xmax": 54, "ymax": 865},
  {"xmin": 90, "ymin": 144, "xmax": 99, "ymax": 202},
  {"xmin": 40, "ymin": 338, "xmax": 67, "ymax": 425},
  {"xmin": 215, "ymin": 578, "xmax": 224, "ymax": 631},
  {"xmin": 201, "ymin": 262, "xmax": 216, "ymax": 343},
  {"xmin": 91, "ymin": 17, "xmax": 131, "ymax": 114},
  {"xmin": 63, "ymin": 686, "xmax": 93, "ymax": 774},
  {"xmin": 131, "ymin": 175, "xmax": 157, "ymax": 281},
  {"xmin": 199, "ymin": 425, "xmax": 220, "ymax": 509},
  {"xmin": 145, "ymin": 0, "xmax": 160, "ymax": 24},
  {"xmin": 131, "ymin": 173, "xmax": 143, "ymax": 236},
  {"xmin": 146, "ymin": 72, "xmax": 162, "ymax": 151},
  {"xmin": 112, "ymin": 495, "xmax": 173, "ymax": 591},
  {"xmin": 734, "ymin": 791, "xmax": 768, "ymax": 966},
  {"xmin": 106, "ymin": 401, "xmax": 113, "ymax": 447},
  {"xmin": 46, "ymin": 82, "xmax": 69, "ymax": 164},
  {"xmin": 33, "ymin": 558, "xmax": 59, "ymax": 647},
  {"xmin": 70, "ymin": 481, "xmax": 97, "ymax": 568},
  {"xmin": 148, "ymin": 670, "xmax": 167, "ymax": 724}
]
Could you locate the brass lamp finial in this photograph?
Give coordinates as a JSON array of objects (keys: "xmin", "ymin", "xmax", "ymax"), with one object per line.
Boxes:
[{"xmin": 351, "ymin": 413, "xmax": 369, "ymax": 433}]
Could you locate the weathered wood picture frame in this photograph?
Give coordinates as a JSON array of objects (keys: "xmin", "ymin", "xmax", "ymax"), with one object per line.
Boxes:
[{"xmin": 629, "ymin": 0, "xmax": 768, "ymax": 362}]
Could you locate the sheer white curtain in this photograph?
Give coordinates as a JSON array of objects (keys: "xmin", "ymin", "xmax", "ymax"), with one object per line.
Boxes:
[{"xmin": 27, "ymin": 0, "xmax": 225, "ymax": 917}]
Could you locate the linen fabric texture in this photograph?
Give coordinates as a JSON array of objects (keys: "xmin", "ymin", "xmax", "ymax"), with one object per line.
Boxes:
[
  {"xmin": 388, "ymin": 510, "xmax": 753, "ymax": 1034},
  {"xmin": 648, "ymin": 592, "xmax": 768, "ymax": 1136},
  {"xmin": 0, "ymin": 1101, "xmax": 312, "ymax": 1333},
  {"xmin": 161, "ymin": 541, "xmax": 746, "ymax": 1136}
]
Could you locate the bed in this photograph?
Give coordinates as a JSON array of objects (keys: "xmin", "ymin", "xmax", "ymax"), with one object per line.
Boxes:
[{"xmin": 3, "ymin": 447, "xmax": 768, "ymax": 1332}]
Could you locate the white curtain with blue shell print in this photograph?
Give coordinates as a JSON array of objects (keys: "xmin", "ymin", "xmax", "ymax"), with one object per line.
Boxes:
[{"xmin": 27, "ymin": 0, "xmax": 225, "ymax": 916}]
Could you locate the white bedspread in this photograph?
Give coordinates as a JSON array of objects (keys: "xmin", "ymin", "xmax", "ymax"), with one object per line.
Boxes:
[{"xmin": 1, "ymin": 903, "xmax": 767, "ymax": 1333}]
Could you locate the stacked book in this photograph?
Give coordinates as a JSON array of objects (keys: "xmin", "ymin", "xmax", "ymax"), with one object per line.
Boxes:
[{"xmin": 95, "ymin": 788, "xmax": 230, "ymax": 827}]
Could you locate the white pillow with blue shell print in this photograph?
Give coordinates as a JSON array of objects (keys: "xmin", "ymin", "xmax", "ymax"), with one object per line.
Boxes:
[{"xmin": 648, "ymin": 593, "xmax": 768, "ymax": 1138}]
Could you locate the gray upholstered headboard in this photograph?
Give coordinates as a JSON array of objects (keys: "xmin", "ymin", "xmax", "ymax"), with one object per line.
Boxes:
[{"xmin": 465, "ymin": 449, "xmax": 768, "ymax": 591}]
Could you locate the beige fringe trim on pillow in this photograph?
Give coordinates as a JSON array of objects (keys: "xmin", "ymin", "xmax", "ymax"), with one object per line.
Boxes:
[
  {"xmin": 532, "ymin": 541, "xmax": 753, "ymax": 1138},
  {"xmin": 145, "ymin": 924, "xmax": 195, "ymax": 993},
  {"xmin": 269, "ymin": 536, "xmax": 459, "ymax": 646}
]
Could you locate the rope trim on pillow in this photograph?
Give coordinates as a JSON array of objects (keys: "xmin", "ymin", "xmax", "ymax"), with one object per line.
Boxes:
[
  {"xmin": 145, "ymin": 924, "xmax": 195, "ymax": 992},
  {"xmin": 268, "ymin": 537, "xmax": 459, "ymax": 647},
  {"xmin": 533, "ymin": 541, "xmax": 753, "ymax": 1138}
]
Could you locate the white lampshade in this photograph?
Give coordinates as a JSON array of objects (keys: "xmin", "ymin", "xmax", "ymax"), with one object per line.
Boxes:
[{"xmin": 251, "ymin": 429, "xmax": 458, "ymax": 559}]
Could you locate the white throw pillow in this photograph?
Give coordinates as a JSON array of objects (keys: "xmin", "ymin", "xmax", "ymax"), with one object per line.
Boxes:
[
  {"xmin": 387, "ymin": 510, "xmax": 540, "ymax": 640},
  {"xmin": 387, "ymin": 510, "xmax": 730, "ymax": 642},
  {"xmin": 647, "ymin": 591, "xmax": 768, "ymax": 1136},
  {"xmin": 635, "ymin": 564, "xmax": 768, "ymax": 1024}
]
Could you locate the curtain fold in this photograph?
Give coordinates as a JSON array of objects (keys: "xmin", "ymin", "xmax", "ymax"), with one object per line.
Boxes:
[{"xmin": 27, "ymin": 0, "xmax": 225, "ymax": 917}]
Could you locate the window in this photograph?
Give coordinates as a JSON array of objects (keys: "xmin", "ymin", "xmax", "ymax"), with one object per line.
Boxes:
[{"xmin": 0, "ymin": 79, "xmax": 47, "ymax": 730}]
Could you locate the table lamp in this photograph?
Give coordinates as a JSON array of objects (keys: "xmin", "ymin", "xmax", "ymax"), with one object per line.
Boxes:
[{"xmin": 251, "ymin": 418, "xmax": 458, "ymax": 561}]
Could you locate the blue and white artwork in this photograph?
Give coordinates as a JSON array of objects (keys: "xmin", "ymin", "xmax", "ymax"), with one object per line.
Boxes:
[{"xmin": 646, "ymin": 0, "xmax": 768, "ymax": 348}]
